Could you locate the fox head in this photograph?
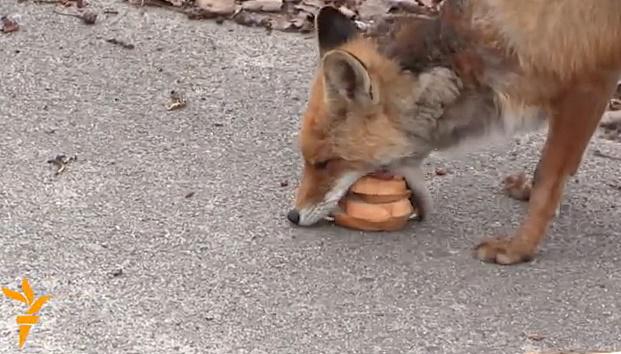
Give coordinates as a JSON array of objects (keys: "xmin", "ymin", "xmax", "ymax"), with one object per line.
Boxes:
[{"xmin": 287, "ymin": 6, "xmax": 463, "ymax": 226}]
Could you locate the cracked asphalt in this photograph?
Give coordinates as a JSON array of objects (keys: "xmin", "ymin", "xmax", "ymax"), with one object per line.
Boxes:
[{"xmin": 1, "ymin": 1, "xmax": 620, "ymax": 353}]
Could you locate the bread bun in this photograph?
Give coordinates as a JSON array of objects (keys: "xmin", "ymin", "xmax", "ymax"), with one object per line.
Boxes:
[
  {"xmin": 332, "ymin": 173, "xmax": 417, "ymax": 232},
  {"xmin": 344, "ymin": 197, "xmax": 413, "ymax": 219},
  {"xmin": 350, "ymin": 176, "xmax": 407, "ymax": 196},
  {"xmin": 333, "ymin": 212, "xmax": 410, "ymax": 231},
  {"xmin": 352, "ymin": 190, "xmax": 412, "ymax": 204}
]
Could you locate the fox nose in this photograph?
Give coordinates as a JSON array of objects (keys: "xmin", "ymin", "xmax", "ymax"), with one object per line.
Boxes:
[{"xmin": 287, "ymin": 209, "xmax": 300, "ymax": 224}]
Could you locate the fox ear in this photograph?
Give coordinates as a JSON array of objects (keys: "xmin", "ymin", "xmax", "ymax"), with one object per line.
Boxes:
[
  {"xmin": 322, "ymin": 49, "xmax": 380, "ymax": 107},
  {"xmin": 315, "ymin": 6, "xmax": 359, "ymax": 57}
]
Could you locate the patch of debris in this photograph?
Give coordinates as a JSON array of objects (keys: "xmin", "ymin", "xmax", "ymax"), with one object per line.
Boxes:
[
  {"xmin": 47, "ymin": 154, "xmax": 78, "ymax": 176},
  {"xmin": 30, "ymin": 0, "xmax": 101, "ymax": 25},
  {"xmin": 166, "ymin": 90, "xmax": 187, "ymax": 111},
  {"xmin": 1, "ymin": 14, "xmax": 20, "ymax": 33},
  {"xmin": 124, "ymin": 0, "xmax": 444, "ymax": 33}
]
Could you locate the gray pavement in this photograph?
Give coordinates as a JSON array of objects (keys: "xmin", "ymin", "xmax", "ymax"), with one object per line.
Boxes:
[{"xmin": 1, "ymin": 1, "xmax": 620, "ymax": 353}]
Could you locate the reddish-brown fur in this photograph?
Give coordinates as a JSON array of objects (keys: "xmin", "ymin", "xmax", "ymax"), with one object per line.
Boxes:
[{"xmin": 289, "ymin": 1, "xmax": 621, "ymax": 264}]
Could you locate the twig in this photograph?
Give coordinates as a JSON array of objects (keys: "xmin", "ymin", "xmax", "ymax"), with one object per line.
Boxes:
[{"xmin": 105, "ymin": 38, "xmax": 135, "ymax": 49}]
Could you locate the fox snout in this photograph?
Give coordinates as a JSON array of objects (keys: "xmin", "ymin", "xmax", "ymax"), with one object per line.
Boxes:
[
  {"xmin": 287, "ymin": 164, "xmax": 432, "ymax": 228},
  {"xmin": 286, "ymin": 209, "xmax": 301, "ymax": 225},
  {"xmin": 288, "ymin": 170, "xmax": 366, "ymax": 227}
]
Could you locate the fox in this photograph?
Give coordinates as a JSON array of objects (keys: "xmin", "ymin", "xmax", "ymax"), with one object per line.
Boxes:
[{"xmin": 286, "ymin": 1, "xmax": 621, "ymax": 265}]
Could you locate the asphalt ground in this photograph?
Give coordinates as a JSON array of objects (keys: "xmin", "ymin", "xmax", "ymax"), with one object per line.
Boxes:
[{"xmin": 1, "ymin": 1, "xmax": 620, "ymax": 353}]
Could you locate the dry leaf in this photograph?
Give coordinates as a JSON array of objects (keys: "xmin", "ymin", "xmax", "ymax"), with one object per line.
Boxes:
[
  {"xmin": 166, "ymin": 90, "xmax": 187, "ymax": 111},
  {"xmin": 1, "ymin": 15, "xmax": 20, "ymax": 33},
  {"xmin": 525, "ymin": 332, "xmax": 545, "ymax": 342},
  {"xmin": 417, "ymin": 0, "xmax": 442, "ymax": 8},
  {"xmin": 196, "ymin": 0, "xmax": 236, "ymax": 15},
  {"xmin": 357, "ymin": 0, "xmax": 391, "ymax": 21},
  {"xmin": 47, "ymin": 154, "xmax": 78, "ymax": 176},
  {"xmin": 232, "ymin": 11, "xmax": 269, "ymax": 28},
  {"xmin": 294, "ymin": 2, "xmax": 319, "ymax": 14},
  {"xmin": 242, "ymin": 0, "xmax": 283, "ymax": 12},
  {"xmin": 128, "ymin": 0, "xmax": 445, "ymax": 33},
  {"xmin": 338, "ymin": 5, "xmax": 356, "ymax": 18}
]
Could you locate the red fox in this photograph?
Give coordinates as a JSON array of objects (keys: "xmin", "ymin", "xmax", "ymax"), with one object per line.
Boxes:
[{"xmin": 287, "ymin": 1, "xmax": 621, "ymax": 265}]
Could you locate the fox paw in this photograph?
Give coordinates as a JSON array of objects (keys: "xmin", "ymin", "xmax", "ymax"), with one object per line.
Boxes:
[
  {"xmin": 473, "ymin": 236, "xmax": 535, "ymax": 265},
  {"xmin": 503, "ymin": 172, "xmax": 531, "ymax": 201}
]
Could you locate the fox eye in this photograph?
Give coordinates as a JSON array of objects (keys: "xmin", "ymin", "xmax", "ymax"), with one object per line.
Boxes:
[{"xmin": 314, "ymin": 160, "xmax": 330, "ymax": 169}]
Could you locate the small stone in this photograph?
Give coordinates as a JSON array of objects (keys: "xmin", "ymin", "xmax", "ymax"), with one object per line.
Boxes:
[{"xmin": 435, "ymin": 167, "xmax": 448, "ymax": 176}]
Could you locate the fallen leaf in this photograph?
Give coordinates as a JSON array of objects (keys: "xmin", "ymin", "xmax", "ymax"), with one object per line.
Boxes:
[
  {"xmin": 387, "ymin": 0, "xmax": 426, "ymax": 13},
  {"xmin": 338, "ymin": 5, "xmax": 356, "ymax": 18},
  {"xmin": 299, "ymin": 0, "xmax": 324, "ymax": 10},
  {"xmin": 600, "ymin": 110, "xmax": 621, "ymax": 142},
  {"xmin": 290, "ymin": 12, "xmax": 313, "ymax": 32},
  {"xmin": 232, "ymin": 11, "xmax": 270, "ymax": 28},
  {"xmin": 357, "ymin": 0, "xmax": 390, "ymax": 21},
  {"xmin": 242, "ymin": 0, "xmax": 283, "ymax": 12},
  {"xmin": 196, "ymin": 0, "xmax": 236, "ymax": 15},
  {"xmin": 124, "ymin": 0, "xmax": 445, "ymax": 33},
  {"xmin": 166, "ymin": 90, "xmax": 187, "ymax": 111},
  {"xmin": 1, "ymin": 15, "xmax": 20, "ymax": 33},
  {"xmin": 524, "ymin": 332, "xmax": 545, "ymax": 341},
  {"xmin": 294, "ymin": 2, "xmax": 320, "ymax": 14},
  {"xmin": 269, "ymin": 14, "xmax": 296, "ymax": 31},
  {"xmin": 47, "ymin": 154, "xmax": 78, "ymax": 176}
]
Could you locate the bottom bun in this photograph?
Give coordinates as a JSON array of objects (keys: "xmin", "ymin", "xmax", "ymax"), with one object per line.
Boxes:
[{"xmin": 333, "ymin": 212, "xmax": 410, "ymax": 232}]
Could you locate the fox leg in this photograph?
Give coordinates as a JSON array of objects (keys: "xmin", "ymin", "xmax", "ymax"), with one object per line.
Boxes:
[{"xmin": 474, "ymin": 75, "xmax": 617, "ymax": 265}]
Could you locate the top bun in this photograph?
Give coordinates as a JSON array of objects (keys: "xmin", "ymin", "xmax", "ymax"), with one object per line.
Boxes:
[{"xmin": 350, "ymin": 176, "xmax": 408, "ymax": 196}]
